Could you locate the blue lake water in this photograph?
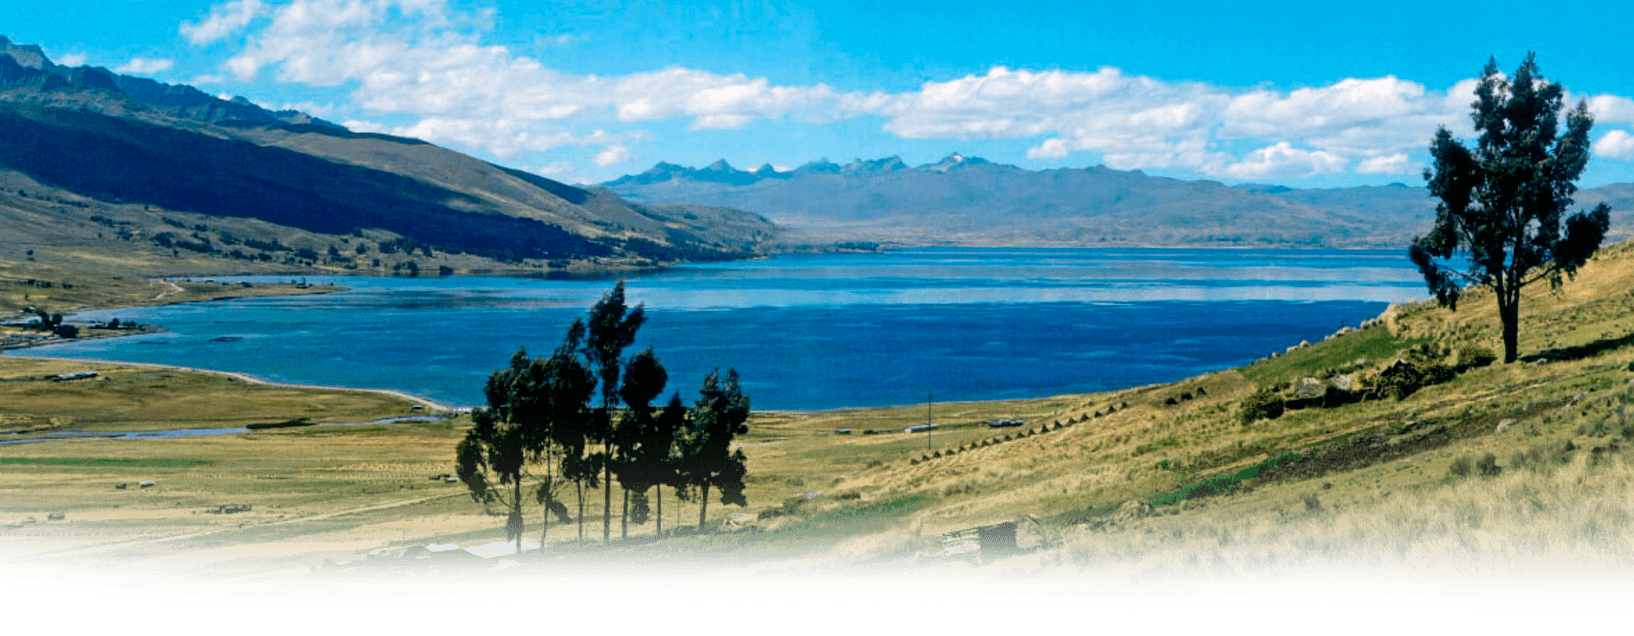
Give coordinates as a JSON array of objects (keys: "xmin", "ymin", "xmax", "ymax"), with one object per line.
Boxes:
[{"xmin": 23, "ymin": 247, "xmax": 1427, "ymax": 411}]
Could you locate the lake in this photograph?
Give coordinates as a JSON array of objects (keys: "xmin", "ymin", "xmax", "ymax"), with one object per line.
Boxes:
[{"xmin": 26, "ymin": 247, "xmax": 1427, "ymax": 411}]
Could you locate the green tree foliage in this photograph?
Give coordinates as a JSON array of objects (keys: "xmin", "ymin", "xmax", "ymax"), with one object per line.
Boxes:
[
  {"xmin": 455, "ymin": 328, "xmax": 595, "ymax": 550},
  {"xmin": 533, "ymin": 331, "xmax": 596, "ymax": 542},
  {"xmin": 455, "ymin": 349, "xmax": 548, "ymax": 552},
  {"xmin": 678, "ymin": 369, "xmax": 751, "ymax": 530},
  {"xmin": 582, "ymin": 281, "xmax": 646, "ymax": 544},
  {"xmin": 550, "ymin": 318, "xmax": 599, "ymax": 544},
  {"xmin": 611, "ymin": 347, "xmax": 668, "ymax": 539},
  {"xmin": 651, "ymin": 393, "xmax": 688, "ymax": 535},
  {"xmin": 1412, "ymin": 53, "xmax": 1610, "ymax": 363}
]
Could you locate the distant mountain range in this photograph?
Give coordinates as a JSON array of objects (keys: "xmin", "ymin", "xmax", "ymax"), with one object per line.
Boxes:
[
  {"xmin": 0, "ymin": 36, "xmax": 778, "ymax": 269},
  {"xmin": 605, "ymin": 154, "xmax": 1634, "ymax": 248}
]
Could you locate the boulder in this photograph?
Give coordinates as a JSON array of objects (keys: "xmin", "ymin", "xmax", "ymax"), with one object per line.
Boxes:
[
  {"xmin": 1112, "ymin": 500, "xmax": 1153, "ymax": 525},
  {"xmin": 1293, "ymin": 377, "xmax": 1327, "ymax": 399}
]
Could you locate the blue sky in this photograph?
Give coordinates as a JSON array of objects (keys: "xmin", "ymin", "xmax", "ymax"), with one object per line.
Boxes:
[{"xmin": 13, "ymin": 0, "xmax": 1634, "ymax": 187}]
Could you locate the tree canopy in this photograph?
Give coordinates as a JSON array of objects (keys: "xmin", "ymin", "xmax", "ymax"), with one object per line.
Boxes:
[
  {"xmin": 456, "ymin": 282, "xmax": 751, "ymax": 548},
  {"xmin": 1411, "ymin": 52, "xmax": 1611, "ymax": 363},
  {"xmin": 583, "ymin": 281, "xmax": 646, "ymax": 543},
  {"xmin": 678, "ymin": 368, "xmax": 751, "ymax": 529}
]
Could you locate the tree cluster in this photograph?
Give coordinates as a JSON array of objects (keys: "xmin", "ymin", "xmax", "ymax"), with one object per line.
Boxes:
[
  {"xmin": 455, "ymin": 282, "xmax": 751, "ymax": 551},
  {"xmin": 33, "ymin": 309, "xmax": 76, "ymax": 339}
]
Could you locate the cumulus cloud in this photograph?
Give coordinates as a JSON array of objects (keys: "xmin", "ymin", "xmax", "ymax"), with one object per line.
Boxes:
[
  {"xmin": 593, "ymin": 144, "xmax": 634, "ymax": 166},
  {"xmin": 1222, "ymin": 77, "xmax": 1425, "ymax": 137},
  {"xmin": 115, "ymin": 58, "xmax": 174, "ymax": 75},
  {"xmin": 532, "ymin": 162, "xmax": 573, "ymax": 176},
  {"xmin": 1026, "ymin": 138, "xmax": 1071, "ymax": 160},
  {"xmin": 1218, "ymin": 142, "xmax": 1347, "ymax": 180},
  {"xmin": 1355, "ymin": 153, "xmax": 1412, "ymax": 174},
  {"xmin": 195, "ymin": 0, "xmax": 1634, "ymax": 182},
  {"xmin": 181, "ymin": 0, "xmax": 265, "ymax": 45},
  {"xmin": 1595, "ymin": 130, "xmax": 1634, "ymax": 161},
  {"xmin": 56, "ymin": 53, "xmax": 87, "ymax": 67},
  {"xmin": 1588, "ymin": 96, "xmax": 1634, "ymax": 126}
]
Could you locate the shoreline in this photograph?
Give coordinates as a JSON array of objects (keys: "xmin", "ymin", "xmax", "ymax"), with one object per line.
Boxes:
[
  {"xmin": 6, "ymin": 248, "xmax": 1409, "ymax": 419},
  {"xmin": 1, "ymin": 352, "xmax": 457, "ymax": 414}
]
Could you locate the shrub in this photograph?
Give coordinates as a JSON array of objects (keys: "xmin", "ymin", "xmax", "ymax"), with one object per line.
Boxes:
[
  {"xmin": 1404, "ymin": 342, "xmax": 1449, "ymax": 367},
  {"xmin": 1448, "ymin": 455, "xmax": 1473, "ymax": 477},
  {"xmin": 1476, "ymin": 452, "xmax": 1501, "ymax": 476},
  {"xmin": 1457, "ymin": 344, "xmax": 1498, "ymax": 369},
  {"xmin": 1238, "ymin": 387, "xmax": 1285, "ymax": 425},
  {"xmin": 1510, "ymin": 440, "xmax": 1576, "ymax": 472},
  {"xmin": 1374, "ymin": 359, "xmax": 1455, "ymax": 400},
  {"xmin": 1303, "ymin": 493, "xmax": 1322, "ymax": 511}
]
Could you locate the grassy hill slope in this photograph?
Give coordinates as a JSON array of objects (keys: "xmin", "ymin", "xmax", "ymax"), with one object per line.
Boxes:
[
  {"xmin": 8, "ymin": 241, "xmax": 1634, "ymax": 576},
  {"xmin": 709, "ymin": 239, "xmax": 1634, "ymax": 571}
]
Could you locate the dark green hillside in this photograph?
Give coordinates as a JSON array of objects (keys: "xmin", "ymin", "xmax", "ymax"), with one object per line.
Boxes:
[{"xmin": 0, "ymin": 104, "xmax": 609, "ymax": 261}]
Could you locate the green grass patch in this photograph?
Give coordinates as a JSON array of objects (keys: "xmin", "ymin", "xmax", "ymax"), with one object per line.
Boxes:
[
  {"xmin": 803, "ymin": 495, "xmax": 929, "ymax": 528},
  {"xmin": 0, "ymin": 457, "xmax": 212, "ymax": 467},
  {"xmin": 1151, "ymin": 452, "xmax": 1302, "ymax": 506},
  {"xmin": 1241, "ymin": 325, "xmax": 1423, "ymax": 386}
]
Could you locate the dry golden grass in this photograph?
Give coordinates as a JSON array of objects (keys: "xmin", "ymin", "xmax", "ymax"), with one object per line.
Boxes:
[
  {"xmin": 12, "ymin": 238, "xmax": 1634, "ymax": 576},
  {"xmin": 0, "ymin": 357, "xmax": 427, "ymax": 433}
]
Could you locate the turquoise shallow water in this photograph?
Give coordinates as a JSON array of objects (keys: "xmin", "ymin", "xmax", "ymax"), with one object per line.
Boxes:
[{"xmin": 26, "ymin": 247, "xmax": 1426, "ymax": 410}]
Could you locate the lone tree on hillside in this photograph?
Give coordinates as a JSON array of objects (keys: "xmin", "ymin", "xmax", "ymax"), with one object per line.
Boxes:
[{"xmin": 1412, "ymin": 52, "xmax": 1610, "ymax": 364}]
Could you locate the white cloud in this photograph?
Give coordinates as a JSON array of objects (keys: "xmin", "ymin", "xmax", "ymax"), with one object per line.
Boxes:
[
  {"xmin": 1218, "ymin": 142, "xmax": 1347, "ymax": 180},
  {"xmin": 1588, "ymin": 95, "xmax": 1634, "ymax": 126},
  {"xmin": 593, "ymin": 145, "xmax": 633, "ymax": 166},
  {"xmin": 1355, "ymin": 153, "xmax": 1412, "ymax": 174},
  {"xmin": 206, "ymin": 0, "xmax": 1634, "ymax": 182},
  {"xmin": 114, "ymin": 58, "xmax": 174, "ymax": 75},
  {"xmin": 1595, "ymin": 130, "xmax": 1634, "ymax": 161},
  {"xmin": 181, "ymin": 0, "xmax": 266, "ymax": 45},
  {"xmin": 525, "ymin": 162, "xmax": 581, "ymax": 183},
  {"xmin": 532, "ymin": 162, "xmax": 573, "ymax": 176},
  {"xmin": 1222, "ymin": 77, "xmax": 1426, "ymax": 138},
  {"xmin": 56, "ymin": 53, "xmax": 87, "ymax": 67},
  {"xmin": 1026, "ymin": 138, "xmax": 1071, "ymax": 160}
]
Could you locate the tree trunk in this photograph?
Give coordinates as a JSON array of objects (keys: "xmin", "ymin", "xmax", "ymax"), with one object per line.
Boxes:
[
  {"xmin": 510, "ymin": 478, "xmax": 523, "ymax": 553},
  {"xmin": 576, "ymin": 480, "xmax": 584, "ymax": 545},
  {"xmin": 656, "ymin": 487, "xmax": 664, "ymax": 537},
  {"xmin": 603, "ymin": 459, "xmax": 612, "ymax": 544},
  {"xmin": 602, "ymin": 404, "xmax": 614, "ymax": 545},
  {"xmin": 1500, "ymin": 290, "xmax": 1521, "ymax": 363},
  {"xmin": 621, "ymin": 489, "xmax": 629, "ymax": 540},
  {"xmin": 539, "ymin": 454, "xmax": 551, "ymax": 546},
  {"xmin": 699, "ymin": 482, "xmax": 710, "ymax": 531}
]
